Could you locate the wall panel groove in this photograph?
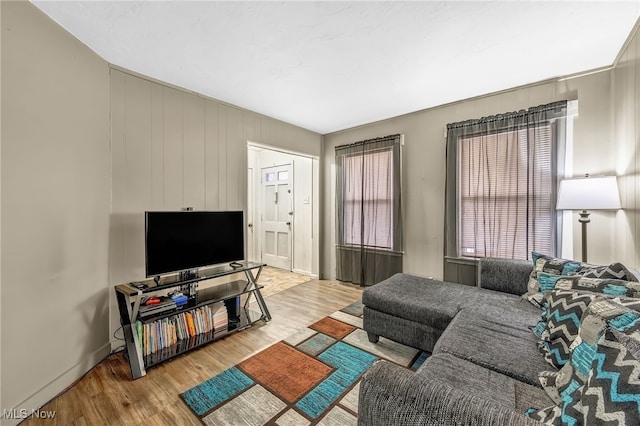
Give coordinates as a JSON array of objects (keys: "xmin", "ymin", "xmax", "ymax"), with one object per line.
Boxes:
[
  {"xmin": 108, "ymin": 68, "xmax": 322, "ymax": 344},
  {"xmin": 614, "ymin": 27, "xmax": 640, "ymax": 269}
]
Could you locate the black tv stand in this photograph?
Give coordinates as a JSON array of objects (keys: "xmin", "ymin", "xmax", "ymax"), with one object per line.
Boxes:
[
  {"xmin": 115, "ymin": 261, "xmax": 270, "ymax": 379},
  {"xmin": 179, "ymin": 269, "xmax": 199, "ymax": 281}
]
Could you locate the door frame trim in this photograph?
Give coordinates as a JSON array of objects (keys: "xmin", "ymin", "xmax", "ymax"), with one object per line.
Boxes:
[{"xmin": 247, "ymin": 141, "xmax": 320, "ymax": 277}]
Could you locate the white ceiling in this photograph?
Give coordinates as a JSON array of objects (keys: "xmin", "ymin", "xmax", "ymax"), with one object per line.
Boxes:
[{"xmin": 32, "ymin": 1, "xmax": 640, "ymax": 134}]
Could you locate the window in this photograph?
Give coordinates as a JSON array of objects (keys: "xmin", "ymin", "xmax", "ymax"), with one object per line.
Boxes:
[
  {"xmin": 335, "ymin": 134, "xmax": 403, "ymax": 285},
  {"xmin": 444, "ymin": 101, "xmax": 568, "ymax": 262},
  {"xmin": 458, "ymin": 125, "xmax": 553, "ymax": 259},
  {"xmin": 342, "ymin": 148, "xmax": 393, "ymax": 249}
]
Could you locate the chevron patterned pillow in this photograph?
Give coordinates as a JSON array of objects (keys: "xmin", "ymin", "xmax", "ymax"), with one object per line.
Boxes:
[
  {"xmin": 537, "ymin": 273, "xmax": 640, "ymax": 298},
  {"xmin": 575, "ymin": 262, "xmax": 639, "ymax": 282},
  {"xmin": 527, "ymin": 299, "xmax": 640, "ymax": 425},
  {"xmin": 537, "ymin": 290, "xmax": 600, "ymax": 368},
  {"xmin": 523, "ymin": 252, "xmax": 586, "ymax": 306},
  {"xmin": 537, "ymin": 291, "xmax": 640, "ymax": 369},
  {"xmin": 578, "ymin": 321, "xmax": 640, "ymax": 425}
]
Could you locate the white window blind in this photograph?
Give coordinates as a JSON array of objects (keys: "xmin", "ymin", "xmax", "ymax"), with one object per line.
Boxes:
[
  {"xmin": 458, "ymin": 125, "xmax": 553, "ymax": 259},
  {"xmin": 343, "ymin": 148, "xmax": 393, "ymax": 249}
]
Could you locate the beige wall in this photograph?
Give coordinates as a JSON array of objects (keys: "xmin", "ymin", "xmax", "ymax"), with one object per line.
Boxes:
[
  {"xmin": 614, "ymin": 23, "xmax": 640, "ymax": 269},
  {"xmin": 109, "ymin": 69, "xmax": 322, "ymax": 341},
  {"xmin": 323, "ymin": 71, "xmax": 618, "ymax": 280},
  {"xmin": 1, "ymin": 1, "xmax": 111, "ymax": 419},
  {"xmin": 1, "ymin": 0, "xmax": 4, "ymax": 417},
  {"xmin": 0, "ymin": 3, "xmax": 323, "ymax": 412}
]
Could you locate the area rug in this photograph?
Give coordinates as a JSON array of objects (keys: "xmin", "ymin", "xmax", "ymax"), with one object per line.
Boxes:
[{"xmin": 180, "ymin": 300, "xmax": 429, "ymax": 425}]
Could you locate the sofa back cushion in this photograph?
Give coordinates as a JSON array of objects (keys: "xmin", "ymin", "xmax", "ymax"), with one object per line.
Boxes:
[{"xmin": 477, "ymin": 257, "xmax": 533, "ymax": 295}]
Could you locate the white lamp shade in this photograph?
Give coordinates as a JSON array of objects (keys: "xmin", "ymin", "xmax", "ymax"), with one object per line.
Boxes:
[{"xmin": 556, "ymin": 175, "xmax": 621, "ymax": 210}]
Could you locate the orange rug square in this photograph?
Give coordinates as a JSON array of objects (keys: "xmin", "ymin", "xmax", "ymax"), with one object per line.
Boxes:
[
  {"xmin": 309, "ymin": 317, "xmax": 356, "ymax": 340},
  {"xmin": 237, "ymin": 342, "xmax": 332, "ymax": 404}
]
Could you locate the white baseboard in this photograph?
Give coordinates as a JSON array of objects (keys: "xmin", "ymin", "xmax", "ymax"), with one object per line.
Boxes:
[
  {"xmin": 110, "ymin": 339, "xmax": 126, "ymax": 354},
  {"xmin": 2, "ymin": 343, "xmax": 112, "ymax": 426},
  {"xmin": 292, "ymin": 269, "xmax": 318, "ymax": 279}
]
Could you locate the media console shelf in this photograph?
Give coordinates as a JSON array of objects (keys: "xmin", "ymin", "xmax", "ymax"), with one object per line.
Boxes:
[{"xmin": 115, "ymin": 261, "xmax": 270, "ymax": 379}]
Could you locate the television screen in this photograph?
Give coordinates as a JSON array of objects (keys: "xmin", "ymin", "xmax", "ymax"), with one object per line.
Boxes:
[{"xmin": 145, "ymin": 210, "xmax": 245, "ymax": 277}]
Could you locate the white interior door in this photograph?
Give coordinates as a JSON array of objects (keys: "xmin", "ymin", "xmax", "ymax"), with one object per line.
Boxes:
[{"xmin": 261, "ymin": 164, "xmax": 293, "ymax": 270}]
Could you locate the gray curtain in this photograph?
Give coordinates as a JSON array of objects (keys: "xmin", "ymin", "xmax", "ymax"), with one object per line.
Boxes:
[
  {"xmin": 335, "ymin": 134, "xmax": 403, "ymax": 286},
  {"xmin": 444, "ymin": 101, "xmax": 567, "ymax": 262}
]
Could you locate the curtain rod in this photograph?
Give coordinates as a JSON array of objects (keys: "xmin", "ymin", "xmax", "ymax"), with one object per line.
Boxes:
[
  {"xmin": 335, "ymin": 133, "xmax": 401, "ymax": 150},
  {"xmin": 446, "ymin": 100, "xmax": 568, "ymax": 130}
]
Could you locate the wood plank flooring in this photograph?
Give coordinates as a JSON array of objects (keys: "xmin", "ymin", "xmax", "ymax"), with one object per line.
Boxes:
[{"xmin": 21, "ymin": 279, "xmax": 362, "ymax": 425}]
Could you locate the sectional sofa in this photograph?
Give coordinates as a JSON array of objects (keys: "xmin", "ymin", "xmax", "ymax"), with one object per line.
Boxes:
[{"xmin": 358, "ymin": 256, "xmax": 640, "ymax": 425}]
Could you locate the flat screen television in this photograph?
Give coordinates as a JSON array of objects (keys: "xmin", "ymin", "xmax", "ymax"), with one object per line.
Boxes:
[{"xmin": 145, "ymin": 210, "xmax": 245, "ymax": 277}]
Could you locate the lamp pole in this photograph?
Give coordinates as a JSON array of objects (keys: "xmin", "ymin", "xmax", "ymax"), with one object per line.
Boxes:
[{"xmin": 578, "ymin": 210, "xmax": 590, "ymax": 263}]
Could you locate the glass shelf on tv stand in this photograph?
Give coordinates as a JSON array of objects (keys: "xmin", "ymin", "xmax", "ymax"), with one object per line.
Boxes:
[{"xmin": 127, "ymin": 260, "xmax": 267, "ymax": 293}]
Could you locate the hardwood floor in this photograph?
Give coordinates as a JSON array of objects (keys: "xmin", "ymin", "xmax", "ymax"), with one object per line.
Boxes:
[
  {"xmin": 257, "ymin": 266, "xmax": 313, "ymax": 298},
  {"xmin": 22, "ymin": 279, "xmax": 362, "ymax": 425}
]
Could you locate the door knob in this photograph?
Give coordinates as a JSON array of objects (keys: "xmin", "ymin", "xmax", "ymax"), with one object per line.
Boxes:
[
  {"xmin": 248, "ymin": 223, "xmax": 253, "ymax": 228},
  {"xmin": 286, "ymin": 222, "xmax": 291, "ymax": 226}
]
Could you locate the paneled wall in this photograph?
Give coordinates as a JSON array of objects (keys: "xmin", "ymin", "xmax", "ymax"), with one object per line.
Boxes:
[
  {"xmin": 614, "ymin": 24, "xmax": 640, "ymax": 269},
  {"xmin": 2, "ymin": 1, "xmax": 111, "ymax": 417},
  {"xmin": 323, "ymin": 70, "xmax": 617, "ymax": 280},
  {"xmin": 109, "ymin": 69, "xmax": 322, "ymax": 339}
]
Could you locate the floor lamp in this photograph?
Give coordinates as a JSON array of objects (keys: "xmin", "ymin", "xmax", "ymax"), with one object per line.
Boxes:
[{"xmin": 556, "ymin": 175, "xmax": 621, "ymax": 263}]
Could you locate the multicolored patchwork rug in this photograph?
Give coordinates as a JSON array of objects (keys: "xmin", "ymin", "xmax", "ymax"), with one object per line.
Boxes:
[{"xmin": 180, "ymin": 300, "xmax": 429, "ymax": 425}]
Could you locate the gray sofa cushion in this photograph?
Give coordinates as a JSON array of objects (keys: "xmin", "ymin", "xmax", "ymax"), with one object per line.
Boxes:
[
  {"xmin": 363, "ymin": 306, "xmax": 443, "ymax": 353},
  {"xmin": 433, "ymin": 309, "xmax": 553, "ymax": 387},
  {"xmin": 360, "ymin": 360, "xmax": 546, "ymax": 426},
  {"xmin": 417, "ymin": 353, "xmax": 552, "ymax": 412},
  {"xmin": 473, "ymin": 297, "xmax": 541, "ymax": 328},
  {"xmin": 362, "ymin": 273, "xmax": 523, "ymax": 330},
  {"xmin": 478, "ymin": 257, "xmax": 533, "ymax": 295}
]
